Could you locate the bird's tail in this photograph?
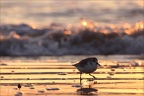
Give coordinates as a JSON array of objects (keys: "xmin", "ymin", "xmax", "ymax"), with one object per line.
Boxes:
[
  {"xmin": 72, "ymin": 61, "xmax": 79, "ymax": 66},
  {"xmin": 71, "ymin": 62, "xmax": 76, "ymax": 66},
  {"xmin": 72, "ymin": 64, "xmax": 76, "ymax": 66}
]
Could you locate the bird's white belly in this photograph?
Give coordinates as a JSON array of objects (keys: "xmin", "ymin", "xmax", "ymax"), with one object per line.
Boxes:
[{"xmin": 77, "ymin": 63, "xmax": 97, "ymax": 73}]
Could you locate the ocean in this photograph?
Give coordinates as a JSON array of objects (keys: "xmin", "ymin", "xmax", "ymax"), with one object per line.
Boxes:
[
  {"xmin": 1, "ymin": 0, "xmax": 143, "ymax": 25},
  {"xmin": 0, "ymin": 0, "xmax": 144, "ymax": 56}
]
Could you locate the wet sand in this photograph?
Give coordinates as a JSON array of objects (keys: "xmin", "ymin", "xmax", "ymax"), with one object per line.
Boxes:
[{"xmin": 0, "ymin": 60, "xmax": 144, "ymax": 96}]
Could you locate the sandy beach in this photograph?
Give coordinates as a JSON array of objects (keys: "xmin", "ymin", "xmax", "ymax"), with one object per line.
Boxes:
[{"xmin": 0, "ymin": 57, "xmax": 144, "ymax": 96}]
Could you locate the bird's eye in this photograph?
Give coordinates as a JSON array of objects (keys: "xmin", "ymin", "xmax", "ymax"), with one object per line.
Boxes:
[
  {"xmin": 94, "ymin": 59, "xmax": 98, "ymax": 62},
  {"xmin": 92, "ymin": 58, "xmax": 96, "ymax": 62}
]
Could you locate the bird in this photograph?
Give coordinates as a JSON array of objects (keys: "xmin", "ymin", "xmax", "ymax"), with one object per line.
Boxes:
[
  {"xmin": 17, "ymin": 84, "xmax": 21, "ymax": 90},
  {"xmin": 73, "ymin": 57, "xmax": 101, "ymax": 87}
]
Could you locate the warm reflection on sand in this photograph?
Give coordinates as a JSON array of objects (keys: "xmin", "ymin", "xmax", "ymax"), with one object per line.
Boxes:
[{"xmin": 0, "ymin": 56, "xmax": 144, "ymax": 96}]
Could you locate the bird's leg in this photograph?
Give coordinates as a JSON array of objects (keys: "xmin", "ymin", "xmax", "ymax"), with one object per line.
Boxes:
[
  {"xmin": 80, "ymin": 72, "xmax": 82, "ymax": 89},
  {"xmin": 80, "ymin": 72, "xmax": 83, "ymax": 95},
  {"xmin": 89, "ymin": 73, "xmax": 97, "ymax": 79}
]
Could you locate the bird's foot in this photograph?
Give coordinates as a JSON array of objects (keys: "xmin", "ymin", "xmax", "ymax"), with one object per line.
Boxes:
[{"xmin": 94, "ymin": 81, "xmax": 97, "ymax": 84}]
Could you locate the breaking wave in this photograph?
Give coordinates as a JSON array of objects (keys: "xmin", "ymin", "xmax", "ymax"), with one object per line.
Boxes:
[{"xmin": 0, "ymin": 20, "xmax": 144, "ymax": 56}]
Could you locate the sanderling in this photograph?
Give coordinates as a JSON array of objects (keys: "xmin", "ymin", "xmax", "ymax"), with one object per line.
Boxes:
[{"xmin": 73, "ymin": 57, "xmax": 101, "ymax": 86}]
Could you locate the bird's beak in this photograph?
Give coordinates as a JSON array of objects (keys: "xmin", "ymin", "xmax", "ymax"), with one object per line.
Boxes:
[{"xmin": 97, "ymin": 63, "xmax": 101, "ymax": 66}]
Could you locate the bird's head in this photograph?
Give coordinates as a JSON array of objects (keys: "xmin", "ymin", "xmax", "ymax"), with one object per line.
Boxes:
[{"xmin": 91, "ymin": 57, "xmax": 101, "ymax": 66}]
